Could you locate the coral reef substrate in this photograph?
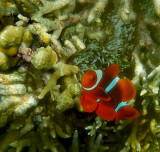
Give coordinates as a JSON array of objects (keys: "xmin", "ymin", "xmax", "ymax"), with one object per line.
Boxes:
[{"xmin": 0, "ymin": 0, "xmax": 160, "ymax": 152}]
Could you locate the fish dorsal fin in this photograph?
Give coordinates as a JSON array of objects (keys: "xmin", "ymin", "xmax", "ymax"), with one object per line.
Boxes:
[
  {"xmin": 104, "ymin": 64, "xmax": 120, "ymax": 81},
  {"xmin": 99, "ymin": 64, "xmax": 120, "ymax": 89}
]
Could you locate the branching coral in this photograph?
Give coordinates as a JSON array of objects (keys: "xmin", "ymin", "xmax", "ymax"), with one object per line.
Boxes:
[
  {"xmin": 54, "ymin": 76, "xmax": 81, "ymax": 112},
  {"xmin": 38, "ymin": 62, "xmax": 79, "ymax": 99},
  {"xmin": 0, "ymin": 67, "xmax": 37, "ymax": 127},
  {"xmin": 153, "ymin": 0, "xmax": 160, "ymax": 17},
  {"xmin": 85, "ymin": 116, "xmax": 103, "ymax": 136},
  {"xmin": 122, "ymin": 6, "xmax": 160, "ymax": 150},
  {"xmin": 115, "ymin": 0, "xmax": 136, "ymax": 21},
  {"xmin": 0, "ymin": 67, "xmax": 76, "ymax": 151},
  {"xmin": 70, "ymin": 130, "xmax": 103, "ymax": 152},
  {"xmin": 87, "ymin": 0, "xmax": 109, "ymax": 23}
]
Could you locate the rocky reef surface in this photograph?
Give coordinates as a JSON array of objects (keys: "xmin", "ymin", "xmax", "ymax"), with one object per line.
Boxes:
[{"xmin": 0, "ymin": 0, "xmax": 160, "ymax": 151}]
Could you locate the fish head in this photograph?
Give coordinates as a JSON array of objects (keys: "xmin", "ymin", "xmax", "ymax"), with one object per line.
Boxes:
[{"xmin": 81, "ymin": 70, "xmax": 97, "ymax": 89}]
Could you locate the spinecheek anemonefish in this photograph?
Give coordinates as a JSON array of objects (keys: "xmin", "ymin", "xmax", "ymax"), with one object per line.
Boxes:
[{"xmin": 80, "ymin": 64, "xmax": 139, "ymax": 121}]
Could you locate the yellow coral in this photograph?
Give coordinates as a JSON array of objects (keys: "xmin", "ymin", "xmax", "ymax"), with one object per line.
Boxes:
[
  {"xmin": 0, "ymin": 25, "xmax": 34, "ymax": 70},
  {"xmin": 7, "ymin": 46, "xmax": 19, "ymax": 56},
  {"xmin": 0, "ymin": 25, "xmax": 24, "ymax": 48},
  {"xmin": 55, "ymin": 76, "xmax": 81, "ymax": 112},
  {"xmin": 38, "ymin": 62, "xmax": 79, "ymax": 99},
  {"xmin": 0, "ymin": 46, "xmax": 18, "ymax": 56},
  {"xmin": 41, "ymin": 33, "xmax": 51, "ymax": 44},
  {"xmin": 22, "ymin": 29, "xmax": 33, "ymax": 44},
  {"xmin": 31, "ymin": 46, "xmax": 58, "ymax": 70},
  {"xmin": 0, "ymin": 52, "xmax": 9, "ymax": 70}
]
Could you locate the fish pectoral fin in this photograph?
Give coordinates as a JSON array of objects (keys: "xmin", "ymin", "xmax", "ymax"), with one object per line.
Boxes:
[{"xmin": 80, "ymin": 94, "xmax": 97, "ymax": 112}]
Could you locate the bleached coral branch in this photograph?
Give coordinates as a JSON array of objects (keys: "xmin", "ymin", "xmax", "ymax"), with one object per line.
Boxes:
[
  {"xmin": 125, "ymin": 120, "xmax": 141, "ymax": 152},
  {"xmin": 132, "ymin": 45, "xmax": 146, "ymax": 86},
  {"xmin": 85, "ymin": 116, "xmax": 102, "ymax": 135},
  {"xmin": 153, "ymin": 0, "xmax": 160, "ymax": 17},
  {"xmin": 88, "ymin": 0, "xmax": 109, "ymax": 23},
  {"xmin": 117, "ymin": 0, "xmax": 136, "ymax": 21},
  {"xmin": 38, "ymin": 62, "xmax": 79, "ymax": 99}
]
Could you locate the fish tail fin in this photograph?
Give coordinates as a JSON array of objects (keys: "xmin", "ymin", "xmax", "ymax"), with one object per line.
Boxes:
[
  {"xmin": 115, "ymin": 106, "xmax": 139, "ymax": 121},
  {"xmin": 117, "ymin": 79, "xmax": 136, "ymax": 101}
]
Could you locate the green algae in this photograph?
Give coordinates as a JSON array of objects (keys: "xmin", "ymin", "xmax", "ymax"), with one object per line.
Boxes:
[
  {"xmin": 133, "ymin": 0, "xmax": 156, "ymax": 17},
  {"xmin": 60, "ymin": 26, "xmax": 77, "ymax": 42},
  {"xmin": 71, "ymin": 11, "xmax": 136, "ymax": 76}
]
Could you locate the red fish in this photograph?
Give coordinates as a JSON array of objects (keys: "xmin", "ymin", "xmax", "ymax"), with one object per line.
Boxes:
[{"xmin": 80, "ymin": 64, "xmax": 139, "ymax": 121}]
